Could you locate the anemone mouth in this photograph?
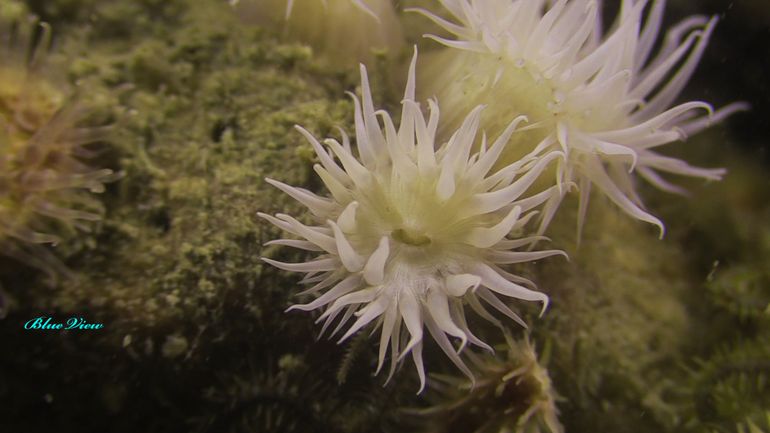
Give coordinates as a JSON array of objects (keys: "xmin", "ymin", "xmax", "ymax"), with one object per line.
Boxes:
[{"xmin": 392, "ymin": 227, "xmax": 431, "ymax": 247}]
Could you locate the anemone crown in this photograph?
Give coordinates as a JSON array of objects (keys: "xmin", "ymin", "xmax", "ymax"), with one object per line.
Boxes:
[
  {"xmin": 413, "ymin": 0, "xmax": 747, "ymax": 236},
  {"xmin": 260, "ymin": 48, "xmax": 566, "ymax": 392}
]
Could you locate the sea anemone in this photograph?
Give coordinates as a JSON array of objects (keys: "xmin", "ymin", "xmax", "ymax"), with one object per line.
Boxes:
[
  {"xmin": 0, "ymin": 11, "xmax": 116, "ymax": 283},
  {"xmin": 232, "ymin": 0, "xmax": 404, "ymax": 65},
  {"xmin": 259, "ymin": 49, "xmax": 566, "ymax": 391},
  {"xmin": 412, "ymin": 0, "xmax": 747, "ymax": 235},
  {"xmin": 283, "ymin": 0, "xmax": 380, "ymax": 20}
]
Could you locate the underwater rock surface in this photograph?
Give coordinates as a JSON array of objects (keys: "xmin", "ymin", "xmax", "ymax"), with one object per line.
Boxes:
[{"xmin": 0, "ymin": 1, "xmax": 768, "ymax": 432}]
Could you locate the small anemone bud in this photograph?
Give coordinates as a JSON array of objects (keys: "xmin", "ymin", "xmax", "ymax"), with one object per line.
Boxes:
[
  {"xmin": 0, "ymin": 13, "xmax": 118, "ymax": 284},
  {"xmin": 415, "ymin": 336, "xmax": 564, "ymax": 433},
  {"xmin": 232, "ymin": 0, "xmax": 405, "ymax": 65}
]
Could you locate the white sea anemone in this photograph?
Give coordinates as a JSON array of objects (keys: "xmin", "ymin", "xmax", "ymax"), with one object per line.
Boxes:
[
  {"xmin": 259, "ymin": 49, "xmax": 566, "ymax": 392},
  {"xmin": 413, "ymin": 0, "xmax": 747, "ymax": 235},
  {"xmin": 229, "ymin": 0, "xmax": 379, "ymax": 18},
  {"xmin": 232, "ymin": 0, "xmax": 404, "ymax": 66},
  {"xmin": 283, "ymin": 0, "xmax": 378, "ymax": 20}
]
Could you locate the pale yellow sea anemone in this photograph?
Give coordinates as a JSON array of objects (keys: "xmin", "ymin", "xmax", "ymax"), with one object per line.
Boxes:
[
  {"xmin": 232, "ymin": 0, "xmax": 404, "ymax": 65},
  {"xmin": 260, "ymin": 49, "xmax": 566, "ymax": 392}
]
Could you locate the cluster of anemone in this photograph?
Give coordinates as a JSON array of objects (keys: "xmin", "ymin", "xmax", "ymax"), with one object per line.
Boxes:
[
  {"xmin": 0, "ymin": 11, "xmax": 115, "ymax": 283},
  {"xmin": 260, "ymin": 0, "xmax": 741, "ymax": 391}
]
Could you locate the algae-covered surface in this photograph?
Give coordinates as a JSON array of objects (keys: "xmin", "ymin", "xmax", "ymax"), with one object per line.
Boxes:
[{"xmin": 1, "ymin": 1, "xmax": 768, "ymax": 432}]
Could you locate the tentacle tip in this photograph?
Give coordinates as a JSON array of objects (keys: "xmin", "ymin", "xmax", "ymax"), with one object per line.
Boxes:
[
  {"xmin": 467, "ymin": 377, "xmax": 477, "ymax": 391},
  {"xmin": 539, "ymin": 298, "xmax": 550, "ymax": 317},
  {"xmin": 415, "ymin": 381, "xmax": 426, "ymax": 395},
  {"xmin": 628, "ymin": 160, "xmax": 638, "ymax": 174},
  {"xmin": 734, "ymin": 102, "xmax": 752, "ymax": 112},
  {"xmin": 457, "ymin": 338, "xmax": 468, "ymax": 354}
]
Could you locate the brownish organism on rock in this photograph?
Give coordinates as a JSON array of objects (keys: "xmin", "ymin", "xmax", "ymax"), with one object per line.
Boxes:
[
  {"xmin": 0, "ymin": 9, "xmax": 117, "ymax": 284},
  {"xmin": 415, "ymin": 336, "xmax": 563, "ymax": 433}
]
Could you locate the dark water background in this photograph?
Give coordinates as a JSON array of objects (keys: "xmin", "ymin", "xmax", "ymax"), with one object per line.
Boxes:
[{"xmin": 661, "ymin": 0, "xmax": 770, "ymax": 163}]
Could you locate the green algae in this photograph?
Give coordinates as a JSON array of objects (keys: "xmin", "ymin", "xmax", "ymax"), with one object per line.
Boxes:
[
  {"xmin": 1, "ymin": 1, "xmax": 400, "ymax": 430},
  {"xmin": 533, "ymin": 196, "xmax": 691, "ymax": 433},
  {"xmin": 0, "ymin": 1, "xmax": 768, "ymax": 432}
]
